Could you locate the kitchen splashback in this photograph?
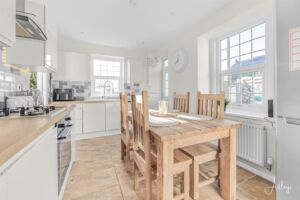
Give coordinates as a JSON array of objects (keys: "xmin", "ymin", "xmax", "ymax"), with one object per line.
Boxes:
[
  {"xmin": 52, "ymin": 80, "xmax": 91, "ymax": 98},
  {"xmin": 0, "ymin": 49, "xmax": 30, "ymax": 108}
]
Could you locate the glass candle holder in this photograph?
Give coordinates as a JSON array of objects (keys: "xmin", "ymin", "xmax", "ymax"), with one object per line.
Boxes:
[{"xmin": 159, "ymin": 101, "xmax": 168, "ymax": 115}]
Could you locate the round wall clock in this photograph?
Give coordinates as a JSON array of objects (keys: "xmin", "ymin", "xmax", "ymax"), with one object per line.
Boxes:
[{"xmin": 171, "ymin": 48, "xmax": 188, "ymax": 72}]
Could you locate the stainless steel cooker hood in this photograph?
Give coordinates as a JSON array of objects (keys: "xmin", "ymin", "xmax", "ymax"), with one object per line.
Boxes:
[{"xmin": 16, "ymin": 0, "xmax": 47, "ymax": 41}]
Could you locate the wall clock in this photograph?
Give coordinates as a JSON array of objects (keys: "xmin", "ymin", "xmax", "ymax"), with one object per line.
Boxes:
[{"xmin": 171, "ymin": 48, "xmax": 188, "ymax": 72}]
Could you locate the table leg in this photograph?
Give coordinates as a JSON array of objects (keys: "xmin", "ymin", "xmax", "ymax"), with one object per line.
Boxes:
[
  {"xmin": 157, "ymin": 140, "xmax": 174, "ymax": 200},
  {"xmin": 220, "ymin": 128, "xmax": 237, "ymax": 200}
]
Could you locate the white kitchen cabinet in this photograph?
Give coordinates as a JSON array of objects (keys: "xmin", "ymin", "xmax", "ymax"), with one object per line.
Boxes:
[
  {"xmin": 83, "ymin": 103, "xmax": 106, "ymax": 133},
  {"xmin": 106, "ymin": 102, "xmax": 121, "ymax": 131},
  {"xmin": 71, "ymin": 104, "xmax": 83, "ymax": 134},
  {"xmin": 0, "ymin": 0, "xmax": 16, "ymax": 47},
  {"xmin": 4, "ymin": 127, "xmax": 58, "ymax": 200},
  {"xmin": 55, "ymin": 52, "xmax": 90, "ymax": 82},
  {"xmin": 0, "ymin": 175, "xmax": 7, "ymax": 200},
  {"xmin": 5, "ymin": 39, "xmax": 45, "ymax": 67},
  {"xmin": 4, "ymin": 1, "xmax": 46, "ymax": 68}
]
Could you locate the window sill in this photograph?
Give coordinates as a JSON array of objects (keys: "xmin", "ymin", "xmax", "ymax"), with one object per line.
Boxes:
[{"xmin": 225, "ymin": 108, "xmax": 268, "ymax": 120}]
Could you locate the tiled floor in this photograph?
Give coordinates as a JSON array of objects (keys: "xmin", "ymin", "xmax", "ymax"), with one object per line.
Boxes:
[{"xmin": 63, "ymin": 135, "xmax": 276, "ymax": 200}]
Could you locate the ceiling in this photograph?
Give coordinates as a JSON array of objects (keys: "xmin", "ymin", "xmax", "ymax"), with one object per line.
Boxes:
[{"xmin": 48, "ymin": 0, "xmax": 238, "ymax": 50}]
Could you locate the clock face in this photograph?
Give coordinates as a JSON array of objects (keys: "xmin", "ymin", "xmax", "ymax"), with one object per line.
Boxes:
[{"xmin": 172, "ymin": 48, "xmax": 188, "ymax": 72}]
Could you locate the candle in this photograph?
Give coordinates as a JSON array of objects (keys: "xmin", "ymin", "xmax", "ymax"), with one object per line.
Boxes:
[{"xmin": 159, "ymin": 101, "xmax": 168, "ymax": 115}]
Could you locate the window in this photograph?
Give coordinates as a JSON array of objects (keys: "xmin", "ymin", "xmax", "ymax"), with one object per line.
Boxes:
[
  {"xmin": 163, "ymin": 59, "xmax": 169, "ymax": 98},
  {"xmin": 91, "ymin": 56, "xmax": 123, "ymax": 97},
  {"xmin": 219, "ymin": 23, "xmax": 266, "ymax": 106}
]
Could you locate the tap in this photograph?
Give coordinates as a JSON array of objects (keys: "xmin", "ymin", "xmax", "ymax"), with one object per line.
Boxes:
[{"xmin": 103, "ymin": 80, "xmax": 114, "ymax": 98}]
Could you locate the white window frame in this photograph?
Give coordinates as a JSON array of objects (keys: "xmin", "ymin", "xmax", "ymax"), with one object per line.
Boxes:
[
  {"xmin": 91, "ymin": 55, "xmax": 124, "ymax": 97},
  {"xmin": 162, "ymin": 59, "xmax": 169, "ymax": 99},
  {"xmin": 216, "ymin": 22, "xmax": 267, "ymax": 112}
]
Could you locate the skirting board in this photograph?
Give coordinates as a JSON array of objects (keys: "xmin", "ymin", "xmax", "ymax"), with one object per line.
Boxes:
[
  {"xmin": 73, "ymin": 130, "xmax": 121, "ymax": 140},
  {"xmin": 237, "ymin": 160, "xmax": 275, "ymax": 183}
]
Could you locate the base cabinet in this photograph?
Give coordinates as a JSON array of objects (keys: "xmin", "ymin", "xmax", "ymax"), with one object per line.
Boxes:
[
  {"xmin": 0, "ymin": 175, "xmax": 7, "ymax": 200},
  {"xmin": 83, "ymin": 103, "xmax": 106, "ymax": 133},
  {"xmin": 106, "ymin": 102, "xmax": 121, "ymax": 131},
  {"xmin": 0, "ymin": 127, "xmax": 58, "ymax": 200}
]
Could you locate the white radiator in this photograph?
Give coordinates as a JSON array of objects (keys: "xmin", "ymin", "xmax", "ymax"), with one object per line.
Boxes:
[{"xmin": 237, "ymin": 123, "xmax": 266, "ymax": 167}]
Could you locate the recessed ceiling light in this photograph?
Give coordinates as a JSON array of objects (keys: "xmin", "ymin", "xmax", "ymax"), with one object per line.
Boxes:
[
  {"xmin": 170, "ymin": 11, "xmax": 175, "ymax": 16},
  {"xmin": 129, "ymin": 0, "xmax": 139, "ymax": 6}
]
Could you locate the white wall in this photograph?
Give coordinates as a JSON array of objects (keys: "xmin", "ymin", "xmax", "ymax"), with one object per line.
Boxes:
[
  {"xmin": 149, "ymin": 0, "xmax": 264, "ymax": 113},
  {"xmin": 150, "ymin": 0, "xmax": 276, "ymax": 180},
  {"xmin": 55, "ymin": 36, "xmax": 162, "ymax": 104}
]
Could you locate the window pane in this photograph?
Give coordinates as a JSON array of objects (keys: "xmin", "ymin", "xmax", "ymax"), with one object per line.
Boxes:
[
  {"xmin": 223, "ymin": 75, "xmax": 230, "ymax": 95},
  {"xmin": 240, "ymin": 54, "xmax": 252, "ymax": 67},
  {"xmin": 252, "ymin": 24, "xmax": 265, "ymax": 39},
  {"xmin": 252, "ymin": 50, "xmax": 266, "ymax": 65},
  {"xmin": 221, "ymin": 50, "xmax": 227, "ymax": 60},
  {"xmin": 241, "ymin": 72, "xmax": 253, "ymax": 104},
  {"xmin": 240, "ymin": 29, "xmax": 251, "ymax": 43},
  {"xmin": 253, "ymin": 94, "xmax": 263, "ymax": 104},
  {"xmin": 221, "ymin": 39, "xmax": 228, "ymax": 49},
  {"xmin": 253, "ymin": 71, "xmax": 263, "ymax": 93},
  {"xmin": 230, "ymin": 57, "xmax": 240, "ymax": 69},
  {"xmin": 240, "ymin": 42, "xmax": 251, "ymax": 55},
  {"xmin": 231, "ymin": 74, "xmax": 241, "ymax": 94},
  {"xmin": 230, "ymin": 46, "xmax": 239, "ymax": 58},
  {"xmin": 253, "ymin": 37, "xmax": 265, "ymax": 52},
  {"xmin": 230, "ymin": 34, "xmax": 239, "ymax": 47},
  {"xmin": 221, "ymin": 60, "xmax": 228, "ymax": 71}
]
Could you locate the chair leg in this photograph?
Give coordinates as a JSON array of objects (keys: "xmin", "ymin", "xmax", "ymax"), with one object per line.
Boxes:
[
  {"xmin": 190, "ymin": 160, "xmax": 199, "ymax": 199},
  {"xmin": 125, "ymin": 146, "xmax": 131, "ymax": 171},
  {"xmin": 121, "ymin": 140, "xmax": 125, "ymax": 160},
  {"xmin": 217, "ymin": 139, "xmax": 221, "ymax": 187},
  {"xmin": 183, "ymin": 166, "xmax": 190, "ymax": 200},
  {"xmin": 133, "ymin": 163, "xmax": 139, "ymax": 191}
]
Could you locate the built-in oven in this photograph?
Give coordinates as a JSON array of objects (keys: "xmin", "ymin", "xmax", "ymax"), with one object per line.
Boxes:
[{"xmin": 57, "ymin": 115, "xmax": 72, "ymax": 194}]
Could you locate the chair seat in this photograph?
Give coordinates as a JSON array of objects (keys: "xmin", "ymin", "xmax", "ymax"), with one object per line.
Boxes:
[{"xmin": 180, "ymin": 143, "xmax": 218, "ymax": 164}]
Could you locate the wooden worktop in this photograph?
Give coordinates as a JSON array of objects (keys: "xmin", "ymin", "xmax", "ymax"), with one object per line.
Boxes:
[
  {"xmin": 0, "ymin": 104, "xmax": 76, "ymax": 167},
  {"xmin": 50, "ymin": 99, "xmax": 119, "ymax": 107}
]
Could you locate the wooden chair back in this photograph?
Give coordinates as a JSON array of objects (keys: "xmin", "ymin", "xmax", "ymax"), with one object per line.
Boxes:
[
  {"xmin": 173, "ymin": 92, "xmax": 190, "ymax": 113},
  {"xmin": 131, "ymin": 91, "xmax": 151, "ymax": 155},
  {"xmin": 196, "ymin": 92, "xmax": 225, "ymax": 119},
  {"xmin": 120, "ymin": 92, "xmax": 129, "ymax": 140}
]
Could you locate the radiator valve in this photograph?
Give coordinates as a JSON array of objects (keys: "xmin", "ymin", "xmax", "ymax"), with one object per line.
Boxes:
[{"xmin": 265, "ymin": 157, "xmax": 273, "ymax": 171}]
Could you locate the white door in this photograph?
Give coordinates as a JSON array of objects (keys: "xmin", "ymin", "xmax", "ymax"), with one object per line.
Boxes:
[
  {"xmin": 83, "ymin": 103, "xmax": 106, "ymax": 133},
  {"xmin": 5, "ymin": 127, "xmax": 58, "ymax": 200},
  {"xmin": 106, "ymin": 102, "xmax": 121, "ymax": 131}
]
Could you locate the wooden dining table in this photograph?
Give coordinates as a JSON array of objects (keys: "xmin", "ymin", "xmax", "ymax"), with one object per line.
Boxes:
[{"xmin": 129, "ymin": 111, "xmax": 241, "ymax": 200}]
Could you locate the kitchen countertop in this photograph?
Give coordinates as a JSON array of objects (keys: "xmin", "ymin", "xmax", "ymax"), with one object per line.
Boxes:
[
  {"xmin": 0, "ymin": 104, "xmax": 76, "ymax": 167},
  {"xmin": 49, "ymin": 99, "xmax": 119, "ymax": 106}
]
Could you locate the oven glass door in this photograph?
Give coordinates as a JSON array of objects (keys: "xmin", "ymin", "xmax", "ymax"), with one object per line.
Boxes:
[{"xmin": 57, "ymin": 126, "xmax": 72, "ymax": 194}]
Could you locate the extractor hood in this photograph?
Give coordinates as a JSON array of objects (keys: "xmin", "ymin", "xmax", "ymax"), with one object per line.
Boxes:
[{"xmin": 16, "ymin": 0, "xmax": 47, "ymax": 41}]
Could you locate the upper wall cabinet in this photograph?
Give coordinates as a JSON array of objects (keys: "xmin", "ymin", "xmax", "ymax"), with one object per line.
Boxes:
[
  {"xmin": 0, "ymin": 0, "xmax": 16, "ymax": 47},
  {"xmin": 55, "ymin": 51, "xmax": 90, "ymax": 82}
]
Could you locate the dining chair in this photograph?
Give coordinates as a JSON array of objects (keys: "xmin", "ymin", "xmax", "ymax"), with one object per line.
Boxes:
[
  {"xmin": 180, "ymin": 91, "xmax": 225, "ymax": 199},
  {"xmin": 120, "ymin": 92, "xmax": 133, "ymax": 171},
  {"xmin": 131, "ymin": 91, "xmax": 192, "ymax": 200},
  {"xmin": 173, "ymin": 92, "xmax": 190, "ymax": 113}
]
